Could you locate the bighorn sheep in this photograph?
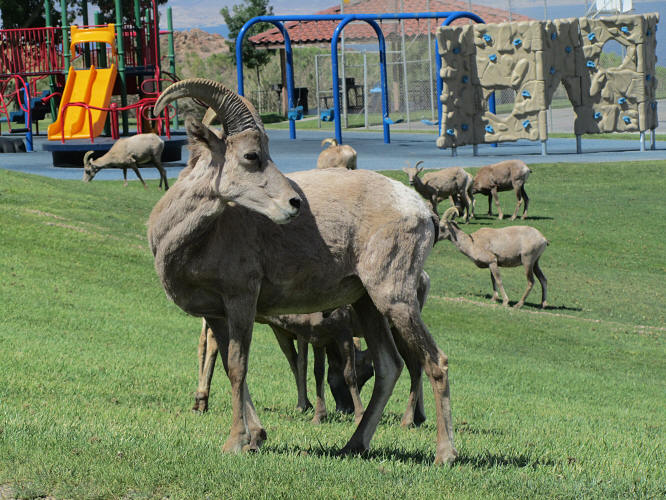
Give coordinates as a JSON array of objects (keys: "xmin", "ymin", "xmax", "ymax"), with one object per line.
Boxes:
[
  {"xmin": 148, "ymin": 78, "xmax": 456, "ymax": 465},
  {"xmin": 194, "ymin": 270, "xmax": 432, "ymax": 428},
  {"xmin": 316, "ymin": 138, "xmax": 357, "ymax": 170},
  {"xmin": 402, "ymin": 162, "xmax": 474, "ymax": 222},
  {"xmin": 439, "ymin": 208, "xmax": 548, "ymax": 308},
  {"xmin": 471, "ymin": 160, "xmax": 531, "ymax": 220},
  {"xmin": 83, "ymin": 133, "xmax": 168, "ymax": 190}
]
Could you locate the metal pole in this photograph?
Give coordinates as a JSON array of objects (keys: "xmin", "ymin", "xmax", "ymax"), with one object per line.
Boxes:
[
  {"xmin": 114, "ymin": 0, "xmax": 128, "ymax": 135},
  {"xmin": 400, "ymin": 15, "xmax": 410, "ymax": 129},
  {"xmin": 95, "ymin": 11, "xmax": 111, "ymax": 136},
  {"xmin": 82, "ymin": 1, "xmax": 90, "ymax": 66},
  {"xmin": 44, "ymin": 0, "xmax": 58, "ymax": 120},
  {"xmin": 60, "ymin": 0, "xmax": 70, "ymax": 71},
  {"xmin": 167, "ymin": 7, "xmax": 178, "ymax": 129},
  {"xmin": 427, "ymin": 0, "xmax": 435, "ymax": 122},
  {"xmin": 363, "ymin": 50, "xmax": 368, "ymax": 128},
  {"xmin": 340, "ymin": 1, "xmax": 348, "ymax": 128},
  {"xmin": 315, "ymin": 54, "xmax": 321, "ymax": 128},
  {"xmin": 134, "ymin": 0, "xmax": 143, "ymax": 70}
]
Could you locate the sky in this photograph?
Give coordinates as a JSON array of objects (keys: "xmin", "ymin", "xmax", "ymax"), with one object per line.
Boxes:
[{"xmin": 164, "ymin": 0, "xmax": 660, "ymax": 29}]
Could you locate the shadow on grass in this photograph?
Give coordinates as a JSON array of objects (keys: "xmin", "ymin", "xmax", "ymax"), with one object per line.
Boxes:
[
  {"xmin": 262, "ymin": 442, "xmax": 554, "ymax": 468},
  {"xmin": 475, "ymin": 294, "xmax": 582, "ymax": 312}
]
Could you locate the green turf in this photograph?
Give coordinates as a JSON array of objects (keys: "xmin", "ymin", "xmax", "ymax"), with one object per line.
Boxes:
[{"xmin": 0, "ymin": 162, "xmax": 664, "ymax": 498}]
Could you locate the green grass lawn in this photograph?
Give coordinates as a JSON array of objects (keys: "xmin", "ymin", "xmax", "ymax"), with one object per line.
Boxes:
[{"xmin": 0, "ymin": 162, "xmax": 664, "ymax": 498}]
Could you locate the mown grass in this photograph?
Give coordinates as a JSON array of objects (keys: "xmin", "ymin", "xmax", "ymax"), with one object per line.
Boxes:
[{"xmin": 0, "ymin": 162, "xmax": 664, "ymax": 499}]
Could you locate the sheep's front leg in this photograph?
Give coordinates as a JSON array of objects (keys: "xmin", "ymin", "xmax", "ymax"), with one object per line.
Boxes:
[
  {"xmin": 193, "ymin": 319, "xmax": 218, "ymax": 412},
  {"xmin": 312, "ymin": 345, "xmax": 328, "ymax": 424},
  {"xmin": 489, "ymin": 262, "xmax": 509, "ymax": 306},
  {"xmin": 296, "ymin": 336, "xmax": 310, "ymax": 412},
  {"xmin": 491, "ymin": 187, "xmax": 503, "ymax": 219},
  {"xmin": 336, "ymin": 336, "xmax": 365, "ymax": 424},
  {"xmin": 153, "ymin": 157, "xmax": 169, "ymax": 190},
  {"xmin": 128, "ymin": 161, "xmax": 148, "ymax": 189},
  {"xmin": 208, "ymin": 305, "xmax": 265, "ymax": 453}
]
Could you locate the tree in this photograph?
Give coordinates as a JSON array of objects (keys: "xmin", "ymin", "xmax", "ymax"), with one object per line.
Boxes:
[
  {"xmin": 73, "ymin": 0, "xmax": 168, "ymax": 25},
  {"xmin": 221, "ymin": 0, "xmax": 274, "ymax": 88},
  {"xmin": 0, "ymin": 0, "xmax": 58, "ymax": 28}
]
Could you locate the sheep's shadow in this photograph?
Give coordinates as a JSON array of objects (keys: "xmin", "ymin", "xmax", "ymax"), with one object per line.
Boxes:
[{"xmin": 262, "ymin": 443, "xmax": 554, "ymax": 469}]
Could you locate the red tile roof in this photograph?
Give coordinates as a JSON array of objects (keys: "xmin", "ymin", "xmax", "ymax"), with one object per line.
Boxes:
[{"xmin": 249, "ymin": 0, "xmax": 532, "ymax": 47}]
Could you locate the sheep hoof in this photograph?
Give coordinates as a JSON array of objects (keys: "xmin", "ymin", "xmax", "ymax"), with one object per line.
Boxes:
[
  {"xmin": 498, "ymin": 214, "xmax": 504, "ymax": 220},
  {"xmin": 541, "ymin": 301, "xmax": 547, "ymax": 309},
  {"xmin": 514, "ymin": 302, "xmax": 524, "ymax": 309},
  {"xmin": 434, "ymin": 445, "xmax": 458, "ymax": 466},
  {"xmin": 339, "ymin": 440, "xmax": 368, "ymax": 457},
  {"xmin": 509, "ymin": 215, "xmax": 517, "ymax": 221},
  {"xmin": 502, "ymin": 300, "xmax": 510, "ymax": 307}
]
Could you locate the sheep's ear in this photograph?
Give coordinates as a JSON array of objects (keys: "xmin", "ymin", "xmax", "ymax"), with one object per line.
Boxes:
[{"xmin": 185, "ymin": 116, "xmax": 220, "ymax": 149}]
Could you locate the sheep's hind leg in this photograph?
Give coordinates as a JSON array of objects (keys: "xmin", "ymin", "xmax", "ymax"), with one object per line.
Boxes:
[
  {"xmin": 491, "ymin": 187, "xmax": 503, "ymax": 219},
  {"xmin": 520, "ymin": 186, "xmax": 529, "ymax": 219},
  {"xmin": 272, "ymin": 326, "xmax": 312, "ymax": 411},
  {"xmin": 193, "ymin": 319, "xmax": 218, "ymax": 412},
  {"xmin": 336, "ymin": 336, "xmax": 365, "ymax": 424},
  {"xmin": 154, "ymin": 157, "xmax": 169, "ymax": 190},
  {"xmin": 311, "ymin": 345, "xmax": 328, "ymax": 424},
  {"xmin": 515, "ymin": 261, "xmax": 535, "ymax": 309},
  {"xmin": 534, "ymin": 260, "xmax": 547, "ymax": 308},
  {"xmin": 385, "ymin": 300, "xmax": 457, "ymax": 465},
  {"xmin": 341, "ymin": 293, "xmax": 402, "ymax": 456},
  {"xmin": 509, "ymin": 187, "xmax": 523, "ymax": 221}
]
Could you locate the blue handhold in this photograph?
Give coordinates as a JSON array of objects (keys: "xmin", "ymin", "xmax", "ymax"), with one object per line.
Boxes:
[
  {"xmin": 550, "ymin": 66, "xmax": 556, "ymax": 75},
  {"xmin": 522, "ymin": 119, "xmax": 531, "ymax": 129},
  {"xmin": 446, "ymin": 128, "xmax": 455, "ymax": 136},
  {"xmin": 646, "ymin": 74, "xmax": 651, "ymax": 81},
  {"xmin": 461, "ymin": 123, "xmax": 469, "ymax": 131},
  {"xmin": 453, "ymin": 46, "xmax": 461, "ymax": 54},
  {"xmin": 513, "ymin": 39, "xmax": 522, "ymax": 47},
  {"xmin": 618, "ymin": 97, "xmax": 627, "ymax": 105},
  {"xmin": 485, "ymin": 125, "xmax": 494, "ymax": 134},
  {"xmin": 521, "ymin": 90, "xmax": 531, "ymax": 98},
  {"xmin": 621, "ymin": 26, "xmax": 629, "ymax": 33},
  {"xmin": 587, "ymin": 60, "xmax": 596, "ymax": 68},
  {"xmin": 483, "ymin": 33, "xmax": 492, "ymax": 42},
  {"xmin": 588, "ymin": 32, "xmax": 596, "ymax": 41},
  {"xmin": 565, "ymin": 46, "xmax": 572, "ymax": 53},
  {"xmin": 594, "ymin": 112, "xmax": 602, "ymax": 120},
  {"xmin": 462, "ymin": 75, "xmax": 469, "ymax": 83},
  {"xmin": 551, "ymin": 32, "xmax": 557, "ymax": 40},
  {"xmin": 623, "ymin": 116, "xmax": 631, "ymax": 124},
  {"xmin": 489, "ymin": 54, "xmax": 497, "ymax": 62}
]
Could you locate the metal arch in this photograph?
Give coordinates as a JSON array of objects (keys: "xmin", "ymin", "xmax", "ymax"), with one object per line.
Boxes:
[
  {"xmin": 236, "ymin": 18, "xmax": 297, "ymax": 139},
  {"xmin": 331, "ymin": 16, "xmax": 389, "ymax": 144}
]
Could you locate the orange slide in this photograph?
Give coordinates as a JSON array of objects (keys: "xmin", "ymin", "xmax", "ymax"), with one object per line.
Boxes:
[{"xmin": 48, "ymin": 24, "xmax": 118, "ymax": 141}]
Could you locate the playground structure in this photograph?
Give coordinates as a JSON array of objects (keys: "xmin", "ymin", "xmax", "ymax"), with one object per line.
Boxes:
[
  {"xmin": 235, "ymin": 11, "xmax": 486, "ymax": 145},
  {"xmin": 0, "ymin": 0, "xmax": 181, "ymax": 156},
  {"xmin": 436, "ymin": 12, "xmax": 659, "ymax": 153}
]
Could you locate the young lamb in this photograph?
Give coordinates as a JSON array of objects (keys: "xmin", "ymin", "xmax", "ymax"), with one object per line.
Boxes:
[
  {"xmin": 316, "ymin": 138, "xmax": 357, "ymax": 170},
  {"xmin": 439, "ymin": 207, "xmax": 549, "ymax": 309},
  {"xmin": 402, "ymin": 161, "xmax": 473, "ymax": 222},
  {"xmin": 82, "ymin": 133, "xmax": 168, "ymax": 190},
  {"xmin": 471, "ymin": 159, "xmax": 531, "ymax": 220}
]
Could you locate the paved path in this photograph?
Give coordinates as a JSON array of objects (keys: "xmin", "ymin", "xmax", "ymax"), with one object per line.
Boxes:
[{"xmin": 1, "ymin": 125, "xmax": 665, "ymax": 181}]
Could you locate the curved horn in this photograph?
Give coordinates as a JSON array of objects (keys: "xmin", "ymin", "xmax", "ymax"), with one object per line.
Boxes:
[
  {"xmin": 83, "ymin": 150, "xmax": 95, "ymax": 166},
  {"xmin": 414, "ymin": 160, "xmax": 425, "ymax": 169},
  {"xmin": 443, "ymin": 207, "xmax": 459, "ymax": 220},
  {"xmin": 321, "ymin": 137, "xmax": 338, "ymax": 148},
  {"xmin": 153, "ymin": 78, "xmax": 256, "ymax": 136}
]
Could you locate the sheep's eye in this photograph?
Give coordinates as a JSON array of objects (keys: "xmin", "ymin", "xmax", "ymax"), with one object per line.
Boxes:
[{"xmin": 244, "ymin": 152, "xmax": 258, "ymax": 161}]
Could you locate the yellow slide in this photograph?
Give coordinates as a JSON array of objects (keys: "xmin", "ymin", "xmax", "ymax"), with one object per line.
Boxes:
[{"xmin": 48, "ymin": 24, "xmax": 118, "ymax": 141}]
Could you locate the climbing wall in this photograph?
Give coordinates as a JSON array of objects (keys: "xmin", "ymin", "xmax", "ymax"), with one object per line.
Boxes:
[
  {"xmin": 435, "ymin": 13, "xmax": 659, "ymax": 149},
  {"xmin": 575, "ymin": 14, "xmax": 659, "ymax": 134}
]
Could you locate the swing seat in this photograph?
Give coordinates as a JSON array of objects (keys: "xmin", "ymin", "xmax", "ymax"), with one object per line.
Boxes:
[{"xmin": 320, "ymin": 108, "xmax": 335, "ymax": 121}]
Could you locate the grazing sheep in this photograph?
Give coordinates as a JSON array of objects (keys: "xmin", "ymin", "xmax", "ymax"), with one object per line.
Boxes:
[
  {"xmin": 439, "ymin": 207, "xmax": 549, "ymax": 308},
  {"xmin": 471, "ymin": 160, "xmax": 531, "ymax": 220},
  {"xmin": 316, "ymin": 138, "xmax": 357, "ymax": 170},
  {"xmin": 82, "ymin": 133, "xmax": 168, "ymax": 190},
  {"xmin": 402, "ymin": 161, "xmax": 473, "ymax": 222},
  {"xmin": 148, "ymin": 78, "xmax": 456, "ymax": 465}
]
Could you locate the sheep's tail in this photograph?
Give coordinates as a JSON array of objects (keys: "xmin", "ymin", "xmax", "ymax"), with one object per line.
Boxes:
[{"xmin": 321, "ymin": 137, "xmax": 338, "ymax": 148}]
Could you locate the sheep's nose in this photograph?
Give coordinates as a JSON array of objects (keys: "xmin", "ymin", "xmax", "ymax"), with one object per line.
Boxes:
[{"xmin": 289, "ymin": 197, "xmax": 301, "ymax": 211}]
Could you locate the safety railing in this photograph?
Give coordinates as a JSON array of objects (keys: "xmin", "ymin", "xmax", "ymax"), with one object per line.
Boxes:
[{"xmin": 0, "ymin": 27, "xmax": 64, "ymax": 77}]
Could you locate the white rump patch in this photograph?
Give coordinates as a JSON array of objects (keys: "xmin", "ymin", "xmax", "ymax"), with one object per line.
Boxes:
[{"xmin": 385, "ymin": 177, "xmax": 432, "ymax": 219}]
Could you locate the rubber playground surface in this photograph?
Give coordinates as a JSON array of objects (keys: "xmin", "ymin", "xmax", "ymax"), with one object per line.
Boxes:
[{"xmin": 1, "ymin": 128, "xmax": 666, "ymax": 182}]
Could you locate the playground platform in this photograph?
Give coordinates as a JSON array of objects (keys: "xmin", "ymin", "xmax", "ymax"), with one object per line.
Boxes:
[{"xmin": 1, "ymin": 129, "xmax": 665, "ymax": 182}]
